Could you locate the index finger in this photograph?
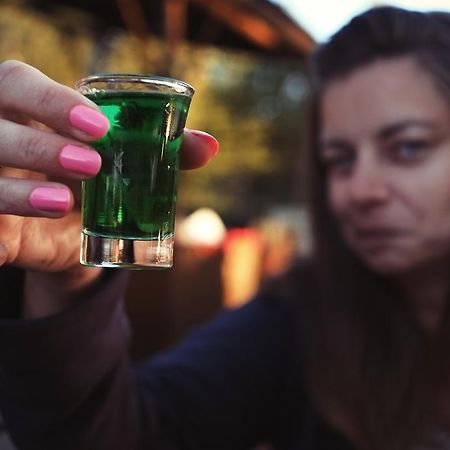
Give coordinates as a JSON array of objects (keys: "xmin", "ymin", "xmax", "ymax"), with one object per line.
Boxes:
[{"xmin": 0, "ymin": 60, "xmax": 109, "ymax": 141}]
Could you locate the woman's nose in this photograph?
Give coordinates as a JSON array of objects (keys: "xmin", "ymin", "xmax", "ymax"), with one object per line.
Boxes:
[{"xmin": 348, "ymin": 157, "xmax": 389, "ymax": 206}]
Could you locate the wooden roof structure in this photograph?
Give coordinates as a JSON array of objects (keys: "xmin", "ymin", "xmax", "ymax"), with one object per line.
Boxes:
[{"xmin": 29, "ymin": 0, "xmax": 316, "ymax": 59}]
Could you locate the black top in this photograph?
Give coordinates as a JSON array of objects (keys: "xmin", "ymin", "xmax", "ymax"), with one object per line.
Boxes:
[{"xmin": 0, "ymin": 266, "xmax": 354, "ymax": 450}]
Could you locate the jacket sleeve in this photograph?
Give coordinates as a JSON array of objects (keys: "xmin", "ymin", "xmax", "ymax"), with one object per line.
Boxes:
[
  {"xmin": 134, "ymin": 291, "xmax": 295, "ymax": 450},
  {"xmin": 0, "ymin": 266, "xmax": 296, "ymax": 450},
  {"xmin": 0, "ymin": 266, "xmax": 140, "ymax": 450}
]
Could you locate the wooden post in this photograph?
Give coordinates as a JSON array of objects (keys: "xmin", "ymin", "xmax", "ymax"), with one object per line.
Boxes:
[
  {"xmin": 115, "ymin": 0, "xmax": 151, "ymax": 70},
  {"xmin": 164, "ymin": 0, "xmax": 187, "ymax": 75}
]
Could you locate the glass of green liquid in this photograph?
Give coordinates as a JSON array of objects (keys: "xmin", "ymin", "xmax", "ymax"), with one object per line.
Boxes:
[{"xmin": 75, "ymin": 74, "xmax": 194, "ymax": 268}]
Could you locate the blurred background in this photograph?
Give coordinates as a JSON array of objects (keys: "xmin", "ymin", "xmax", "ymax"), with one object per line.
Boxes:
[
  {"xmin": 1, "ymin": 1, "xmax": 450, "ymax": 449},
  {"xmin": 0, "ymin": 0, "xmax": 449, "ymax": 362},
  {"xmin": 0, "ymin": 0, "xmax": 316, "ymax": 362}
]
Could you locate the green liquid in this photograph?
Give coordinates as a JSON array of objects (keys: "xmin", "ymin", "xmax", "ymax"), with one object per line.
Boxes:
[{"xmin": 82, "ymin": 91, "xmax": 191, "ymax": 240}]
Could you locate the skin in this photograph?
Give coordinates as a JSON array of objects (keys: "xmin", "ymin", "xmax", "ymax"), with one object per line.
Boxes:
[
  {"xmin": 0, "ymin": 60, "xmax": 218, "ymax": 317},
  {"xmin": 319, "ymin": 57, "xmax": 450, "ymax": 330}
]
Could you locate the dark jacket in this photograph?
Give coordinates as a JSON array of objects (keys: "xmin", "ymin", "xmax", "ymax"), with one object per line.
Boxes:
[{"xmin": 0, "ymin": 266, "xmax": 353, "ymax": 450}]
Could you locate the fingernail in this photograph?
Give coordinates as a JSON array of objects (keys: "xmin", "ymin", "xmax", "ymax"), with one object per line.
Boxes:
[
  {"xmin": 189, "ymin": 130, "xmax": 219, "ymax": 157},
  {"xmin": 29, "ymin": 187, "xmax": 71, "ymax": 213},
  {"xmin": 59, "ymin": 145, "xmax": 101, "ymax": 176},
  {"xmin": 69, "ymin": 105, "xmax": 109, "ymax": 138}
]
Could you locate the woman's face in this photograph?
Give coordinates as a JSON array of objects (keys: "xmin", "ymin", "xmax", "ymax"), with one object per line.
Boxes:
[{"xmin": 320, "ymin": 57, "xmax": 450, "ymax": 275}]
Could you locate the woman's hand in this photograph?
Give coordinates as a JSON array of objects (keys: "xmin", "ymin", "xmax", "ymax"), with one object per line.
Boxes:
[{"xmin": 0, "ymin": 60, "xmax": 218, "ymax": 276}]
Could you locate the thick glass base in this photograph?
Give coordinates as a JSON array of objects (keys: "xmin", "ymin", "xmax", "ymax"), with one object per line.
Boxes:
[{"xmin": 80, "ymin": 232, "xmax": 174, "ymax": 269}]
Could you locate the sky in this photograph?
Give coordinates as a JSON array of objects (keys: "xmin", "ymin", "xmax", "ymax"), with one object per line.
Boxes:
[{"xmin": 271, "ymin": 0, "xmax": 450, "ymax": 42}]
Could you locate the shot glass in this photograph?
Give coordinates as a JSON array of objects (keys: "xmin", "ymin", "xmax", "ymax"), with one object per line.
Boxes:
[{"xmin": 76, "ymin": 74, "xmax": 194, "ymax": 268}]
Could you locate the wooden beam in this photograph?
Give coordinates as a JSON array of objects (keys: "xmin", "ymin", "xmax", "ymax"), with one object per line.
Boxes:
[
  {"xmin": 189, "ymin": 0, "xmax": 281, "ymax": 50},
  {"xmin": 115, "ymin": 0, "xmax": 149, "ymax": 39},
  {"xmin": 164, "ymin": 0, "xmax": 188, "ymax": 74},
  {"xmin": 252, "ymin": 1, "xmax": 315, "ymax": 53},
  {"xmin": 164, "ymin": 0, "xmax": 187, "ymax": 49}
]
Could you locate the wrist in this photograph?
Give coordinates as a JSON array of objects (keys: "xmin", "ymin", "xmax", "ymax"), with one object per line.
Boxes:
[{"xmin": 23, "ymin": 265, "xmax": 103, "ymax": 319}]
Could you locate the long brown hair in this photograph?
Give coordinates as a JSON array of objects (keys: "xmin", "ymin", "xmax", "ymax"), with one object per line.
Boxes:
[{"xmin": 295, "ymin": 6, "xmax": 450, "ymax": 449}]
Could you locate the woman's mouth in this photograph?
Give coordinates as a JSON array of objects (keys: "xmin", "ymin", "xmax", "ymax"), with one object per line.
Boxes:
[{"xmin": 351, "ymin": 226, "xmax": 405, "ymax": 248}]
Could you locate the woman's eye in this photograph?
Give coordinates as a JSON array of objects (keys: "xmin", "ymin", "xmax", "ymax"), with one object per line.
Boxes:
[
  {"xmin": 393, "ymin": 140, "xmax": 428, "ymax": 160},
  {"xmin": 322, "ymin": 153, "xmax": 355, "ymax": 175}
]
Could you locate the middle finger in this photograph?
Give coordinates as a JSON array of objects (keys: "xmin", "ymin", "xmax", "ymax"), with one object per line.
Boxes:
[{"xmin": 0, "ymin": 119, "xmax": 101, "ymax": 179}]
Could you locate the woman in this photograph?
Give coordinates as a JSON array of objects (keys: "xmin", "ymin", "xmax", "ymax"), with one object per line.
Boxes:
[
  {"xmin": 0, "ymin": 5, "xmax": 449, "ymax": 450},
  {"xmin": 305, "ymin": 7, "xmax": 450, "ymax": 448}
]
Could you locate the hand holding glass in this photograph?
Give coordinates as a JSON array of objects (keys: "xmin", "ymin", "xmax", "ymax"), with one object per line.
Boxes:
[{"xmin": 76, "ymin": 74, "xmax": 194, "ymax": 269}]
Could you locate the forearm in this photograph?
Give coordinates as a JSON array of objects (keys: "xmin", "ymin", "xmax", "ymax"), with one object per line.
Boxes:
[
  {"xmin": 0, "ymin": 267, "xmax": 290, "ymax": 450},
  {"xmin": 0, "ymin": 267, "xmax": 142, "ymax": 450}
]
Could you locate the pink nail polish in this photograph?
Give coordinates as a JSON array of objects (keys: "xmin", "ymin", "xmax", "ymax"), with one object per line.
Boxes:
[
  {"xmin": 189, "ymin": 130, "xmax": 219, "ymax": 156},
  {"xmin": 69, "ymin": 105, "xmax": 109, "ymax": 138},
  {"xmin": 59, "ymin": 145, "xmax": 101, "ymax": 176},
  {"xmin": 29, "ymin": 188, "xmax": 71, "ymax": 213}
]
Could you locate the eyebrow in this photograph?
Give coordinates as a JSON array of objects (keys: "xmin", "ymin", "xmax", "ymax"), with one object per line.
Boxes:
[
  {"xmin": 319, "ymin": 119, "xmax": 437, "ymax": 153},
  {"xmin": 377, "ymin": 119, "xmax": 436, "ymax": 139},
  {"xmin": 318, "ymin": 138, "xmax": 352, "ymax": 153}
]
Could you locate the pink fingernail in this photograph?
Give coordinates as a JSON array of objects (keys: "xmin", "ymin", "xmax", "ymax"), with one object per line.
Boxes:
[
  {"xmin": 29, "ymin": 188, "xmax": 71, "ymax": 213},
  {"xmin": 59, "ymin": 145, "xmax": 102, "ymax": 176},
  {"xmin": 69, "ymin": 105, "xmax": 109, "ymax": 138},
  {"xmin": 189, "ymin": 130, "xmax": 219, "ymax": 156}
]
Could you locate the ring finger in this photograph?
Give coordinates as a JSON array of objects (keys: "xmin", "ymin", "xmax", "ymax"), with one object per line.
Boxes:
[{"xmin": 0, "ymin": 175, "xmax": 73, "ymax": 217}]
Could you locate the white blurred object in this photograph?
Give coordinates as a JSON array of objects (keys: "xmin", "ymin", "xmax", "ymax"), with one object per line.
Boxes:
[
  {"xmin": 177, "ymin": 208, "xmax": 227, "ymax": 249},
  {"xmin": 271, "ymin": 0, "xmax": 450, "ymax": 42}
]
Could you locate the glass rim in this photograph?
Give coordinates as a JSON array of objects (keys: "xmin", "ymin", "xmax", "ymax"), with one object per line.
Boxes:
[{"xmin": 75, "ymin": 73, "xmax": 195, "ymax": 97}]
